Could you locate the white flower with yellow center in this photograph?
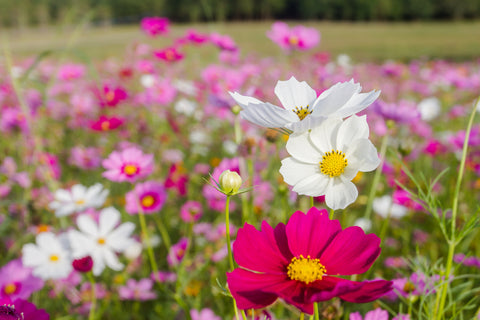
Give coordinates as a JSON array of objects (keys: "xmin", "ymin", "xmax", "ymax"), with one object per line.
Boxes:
[
  {"xmin": 279, "ymin": 115, "xmax": 380, "ymax": 210},
  {"xmin": 49, "ymin": 183, "xmax": 109, "ymax": 217},
  {"xmin": 230, "ymin": 77, "xmax": 379, "ymax": 133},
  {"xmin": 68, "ymin": 207, "xmax": 135, "ymax": 276},
  {"xmin": 22, "ymin": 232, "xmax": 72, "ymax": 280}
]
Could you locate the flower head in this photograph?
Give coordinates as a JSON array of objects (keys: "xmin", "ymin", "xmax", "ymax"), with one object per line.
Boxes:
[
  {"xmin": 227, "ymin": 207, "xmax": 392, "ymax": 314},
  {"xmin": 118, "ymin": 279, "xmax": 157, "ymax": 301},
  {"xmin": 280, "ymin": 115, "xmax": 380, "ymax": 210},
  {"xmin": 0, "ymin": 259, "xmax": 44, "ymax": 301},
  {"xmin": 125, "ymin": 181, "xmax": 167, "ymax": 214},
  {"xmin": 49, "ymin": 183, "xmax": 109, "ymax": 217},
  {"xmin": 140, "ymin": 17, "xmax": 169, "ymax": 36},
  {"xmin": 267, "ymin": 22, "xmax": 320, "ymax": 52},
  {"xmin": 230, "ymin": 77, "xmax": 379, "ymax": 133},
  {"xmin": 90, "ymin": 116, "xmax": 124, "ymax": 132},
  {"xmin": 0, "ymin": 298, "xmax": 49, "ymax": 320},
  {"xmin": 102, "ymin": 147, "xmax": 154, "ymax": 183}
]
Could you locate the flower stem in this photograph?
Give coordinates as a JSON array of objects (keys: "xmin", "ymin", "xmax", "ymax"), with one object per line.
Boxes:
[
  {"xmin": 225, "ymin": 195, "xmax": 235, "ymax": 271},
  {"xmin": 314, "ymin": 302, "xmax": 320, "ymax": 320},
  {"xmin": 364, "ymin": 133, "xmax": 389, "ymax": 221},
  {"xmin": 87, "ymin": 272, "xmax": 97, "ymax": 320},
  {"xmin": 153, "ymin": 214, "xmax": 171, "ymax": 251},
  {"xmin": 310, "ymin": 196, "xmax": 314, "ymax": 208},
  {"xmin": 433, "ymin": 99, "xmax": 477, "ymax": 320},
  {"xmin": 138, "ymin": 209, "xmax": 159, "ymax": 279},
  {"xmin": 300, "ymin": 313, "xmax": 305, "ymax": 320},
  {"xmin": 329, "ymin": 209, "xmax": 334, "ymax": 220}
]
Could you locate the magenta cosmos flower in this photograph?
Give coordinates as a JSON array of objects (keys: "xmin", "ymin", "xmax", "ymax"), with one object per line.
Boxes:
[
  {"xmin": 0, "ymin": 259, "xmax": 43, "ymax": 301},
  {"xmin": 140, "ymin": 17, "xmax": 169, "ymax": 37},
  {"xmin": 227, "ymin": 207, "xmax": 392, "ymax": 315},
  {"xmin": 102, "ymin": 147, "xmax": 154, "ymax": 183},
  {"xmin": 125, "ymin": 181, "xmax": 167, "ymax": 214},
  {"xmin": 267, "ymin": 22, "xmax": 320, "ymax": 52}
]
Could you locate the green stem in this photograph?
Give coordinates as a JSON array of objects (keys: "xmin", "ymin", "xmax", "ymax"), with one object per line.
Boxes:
[
  {"xmin": 87, "ymin": 272, "xmax": 97, "ymax": 320},
  {"xmin": 300, "ymin": 313, "xmax": 305, "ymax": 320},
  {"xmin": 314, "ymin": 302, "xmax": 320, "ymax": 320},
  {"xmin": 153, "ymin": 214, "xmax": 171, "ymax": 251},
  {"xmin": 225, "ymin": 195, "xmax": 235, "ymax": 271},
  {"xmin": 329, "ymin": 209, "xmax": 334, "ymax": 220},
  {"xmin": 434, "ymin": 99, "xmax": 477, "ymax": 320},
  {"xmin": 364, "ymin": 134, "xmax": 389, "ymax": 221},
  {"xmin": 138, "ymin": 209, "xmax": 159, "ymax": 278},
  {"xmin": 310, "ymin": 196, "xmax": 314, "ymax": 208}
]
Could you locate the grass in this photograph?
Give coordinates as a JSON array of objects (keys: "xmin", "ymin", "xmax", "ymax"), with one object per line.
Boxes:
[{"xmin": 2, "ymin": 20, "xmax": 480, "ymax": 62}]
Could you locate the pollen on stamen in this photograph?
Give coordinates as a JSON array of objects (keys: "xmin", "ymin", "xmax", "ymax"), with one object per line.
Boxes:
[
  {"xmin": 287, "ymin": 254, "xmax": 326, "ymax": 285},
  {"xmin": 319, "ymin": 149, "xmax": 348, "ymax": 178},
  {"xmin": 293, "ymin": 105, "xmax": 312, "ymax": 121}
]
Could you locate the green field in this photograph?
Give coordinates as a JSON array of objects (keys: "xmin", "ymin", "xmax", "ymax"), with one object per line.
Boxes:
[{"xmin": 3, "ymin": 21, "xmax": 480, "ymax": 62}]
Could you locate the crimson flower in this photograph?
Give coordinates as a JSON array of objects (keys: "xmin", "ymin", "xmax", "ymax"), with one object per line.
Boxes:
[
  {"xmin": 72, "ymin": 256, "xmax": 93, "ymax": 273},
  {"xmin": 90, "ymin": 116, "xmax": 124, "ymax": 131},
  {"xmin": 227, "ymin": 207, "xmax": 392, "ymax": 315},
  {"xmin": 154, "ymin": 47, "xmax": 184, "ymax": 62}
]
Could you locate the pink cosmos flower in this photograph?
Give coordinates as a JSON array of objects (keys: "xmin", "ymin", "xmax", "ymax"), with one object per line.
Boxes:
[
  {"xmin": 57, "ymin": 63, "xmax": 85, "ymax": 81},
  {"xmin": 180, "ymin": 201, "xmax": 203, "ymax": 223},
  {"xmin": 102, "ymin": 147, "xmax": 154, "ymax": 183},
  {"xmin": 227, "ymin": 207, "xmax": 392, "ymax": 315},
  {"xmin": 267, "ymin": 22, "xmax": 320, "ymax": 52},
  {"xmin": 98, "ymin": 85, "xmax": 128, "ymax": 108},
  {"xmin": 140, "ymin": 17, "xmax": 169, "ymax": 37},
  {"xmin": 154, "ymin": 47, "xmax": 184, "ymax": 62},
  {"xmin": 69, "ymin": 146, "xmax": 102, "ymax": 170},
  {"xmin": 190, "ymin": 308, "xmax": 221, "ymax": 320},
  {"xmin": 0, "ymin": 259, "xmax": 44, "ymax": 301},
  {"xmin": 209, "ymin": 32, "xmax": 237, "ymax": 51},
  {"xmin": 0, "ymin": 298, "xmax": 49, "ymax": 320},
  {"xmin": 384, "ymin": 272, "xmax": 438, "ymax": 301},
  {"xmin": 118, "ymin": 279, "xmax": 157, "ymax": 301},
  {"xmin": 164, "ymin": 163, "xmax": 188, "ymax": 196},
  {"xmin": 167, "ymin": 237, "xmax": 188, "ymax": 267},
  {"xmin": 182, "ymin": 29, "xmax": 209, "ymax": 45},
  {"xmin": 125, "ymin": 181, "xmax": 167, "ymax": 214},
  {"xmin": 350, "ymin": 308, "xmax": 388, "ymax": 320},
  {"xmin": 90, "ymin": 115, "xmax": 124, "ymax": 131}
]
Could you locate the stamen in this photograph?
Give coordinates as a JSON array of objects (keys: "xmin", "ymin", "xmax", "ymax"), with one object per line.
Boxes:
[
  {"xmin": 141, "ymin": 195, "xmax": 155, "ymax": 208},
  {"xmin": 49, "ymin": 254, "xmax": 60, "ymax": 262},
  {"xmin": 293, "ymin": 106, "xmax": 312, "ymax": 121},
  {"xmin": 123, "ymin": 164, "xmax": 139, "ymax": 176},
  {"xmin": 287, "ymin": 254, "xmax": 326, "ymax": 285},
  {"xmin": 320, "ymin": 150, "xmax": 348, "ymax": 178},
  {"xmin": 97, "ymin": 237, "xmax": 106, "ymax": 245}
]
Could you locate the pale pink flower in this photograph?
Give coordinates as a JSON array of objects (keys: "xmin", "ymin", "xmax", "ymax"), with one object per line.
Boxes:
[
  {"xmin": 102, "ymin": 147, "xmax": 154, "ymax": 183},
  {"xmin": 267, "ymin": 22, "xmax": 320, "ymax": 51},
  {"xmin": 118, "ymin": 278, "xmax": 157, "ymax": 301}
]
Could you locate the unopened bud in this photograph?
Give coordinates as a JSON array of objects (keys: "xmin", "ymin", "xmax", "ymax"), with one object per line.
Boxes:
[
  {"xmin": 231, "ymin": 105, "xmax": 242, "ymax": 115},
  {"xmin": 218, "ymin": 170, "xmax": 242, "ymax": 195}
]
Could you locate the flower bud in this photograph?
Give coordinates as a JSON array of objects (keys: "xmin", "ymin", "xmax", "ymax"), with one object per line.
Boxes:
[
  {"xmin": 218, "ymin": 170, "xmax": 242, "ymax": 195},
  {"xmin": 72, "ymin": 256, "xmax": 93, "ymax": 273},
  {"xmin": 231, "ymin": 105, "xmax": 242, "ymax": 115}
]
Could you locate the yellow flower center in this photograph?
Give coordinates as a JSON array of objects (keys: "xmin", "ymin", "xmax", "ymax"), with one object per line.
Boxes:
[
  {"xmin": 293, "ymin": 106, "xmax": 311, "ymax": 121},
  {"xmin": 3, "ymin": 283, "xmax": 17, "ymax": 295},
  {"xmin": 165, "ymin": 49, "xmax": 175, "ymax": 61},
  {"xmin": 123, "ymin": 164, "xmax": 139, "ymax": 176},
  {"xmin": 97, "ymin": 237, "xmax": 106, "ymax": 245},
  {"xmin": 287, "ymin": 255, "xmax": 326, "ymax": 285},
  {"xmin": 105, "ymin": 91, "xmax": 115, "ymax": 102},
  {"xmin": 289, "ymin": 36, "xmax": 299, "ymax": 46},
  {"xmin": 141, "ymin": 195, "xmax": 155, "ymax": 208},
  {"xmin": 101, "ymin": 121, "xmax": 110, "ymax": 131},
  {"xmin": 320, "ymin": 150, "xmax": 348, "ymax": 178},
  {"xmin": 36, "ymin": 224, "xmax": 50, "ymax": 234},
  {"xmin": 75, "ymin": 199, "xmax": 85, "ymax": 205},
  {"xmin": 49, "ymin": 254, "xmax": 60, "ymax": 262}
]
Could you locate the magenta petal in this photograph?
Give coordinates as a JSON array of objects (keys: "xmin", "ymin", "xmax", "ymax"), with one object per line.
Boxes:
[
  {"xmin": 320, "ymin": 226, "xmax": 381, "ymax": 275},
  {"xmin": 227, "ymin": 269, "xmax": 285, "ymax": 310},
  {"xmin": 339, "ymin": 280, "xmax": 393, "ymax": 303},
  {"xmin": 307, "ymin": 277, "xmax": 364, "ymax": 303},
  {"xmin": 233, "ymin": 222, "xmax": 290, "ymax": 273},
  {"xmin": 286, "ymin": 207, "xmax": 341, "ymax": 258}
]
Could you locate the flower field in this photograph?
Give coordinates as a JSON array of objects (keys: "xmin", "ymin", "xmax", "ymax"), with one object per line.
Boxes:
[{"xmin": 0, "ymin": 19, "xmax": 480, "ymax": 320}]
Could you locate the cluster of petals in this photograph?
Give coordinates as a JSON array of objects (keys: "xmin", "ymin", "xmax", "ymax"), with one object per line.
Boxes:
[
  {"xmin": 102, "ymin": 147, "xmax": 154, "ymax": 183},
  {"xmin": 227, "ymin": 207, "xmax": 392, "ymax": 314},
  {"xmin": 280, "ymin": 115, "xmax": 380, "ymax": 210},
  {"xmin": 118, "ymin": 279, "xmax": 157, "ymax": 301},
  {"xmin": 267, "ymin": 22, "xmax": 320, "ymax": 52},
  {"xmin": 230, "ymin": 76, "xmax": 380, "ymax": 133},
  {"xmin": 90, "ymin": 115, "xmax": 124, "ymax": 131},
  {"xmin": 0, "ymin": 259, "xmax": 43, "ymax": 301},
  {"xmin": 125, "ymin": 181, "xmax": 167, "ymax": 214},
  {"xmin": 49, "ymin": 183, "xmax": 108, "ymax": 217},
  {"xmin": 0, "ymin": 298, "xmax": 50, "ymax": 320},
  {"xmin": 140, "ymin": 16, "xmax": 169, "ymax": 37}
]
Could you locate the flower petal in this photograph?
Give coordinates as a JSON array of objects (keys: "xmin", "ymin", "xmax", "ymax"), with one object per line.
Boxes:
[
  {"xmin": 339, "ymin": 280, "xmax": 393, "ymax": 303},
  {"xmin": 309, "ymin": 118, "xmax": 343, "ymax": 152},
  {"xmin": 286, "ymin": 131, "xmax": 322, "ymax": 163},
  {"xmin": 233, "ymin": 221, "xmax": 290, "ymax": 273},
  {"xmin": 286, "ymin": 208, "xmax": 341, "ymax": 259},
  {"xmin": 311, "ymin": 80, "xmax": 360, "ymax": 116},
  {"xmin": 77, "ymin": 214, "xmax": 99, "ymax": 237},
  {"xmin": 346, "ymin": 139, "xmax": 380, "ymax": 173},
  {"xmin": 320, "ymin": 226, "xmax": 381, "ymax": 275},
  {"xmin": 99, "ymin": 207, "xmax": 120, "ymax": 235},
  {"xmin": 286, "ymin": 115, "xmax": 327, "ymax": 133},
  {"xmin": 324, "ymin": 178, "xmax": 358, "ymax": 210},
  {"xmin": 240, "ymin": 102, "xmax": 298, "ymax": 128},
  {"xmin": 274, "ymin": 76, "xmax": 317, "ymax": 110},
  {"xmin": 292, "ymin": 174, "xmax": 329, "ymax": 197},
  {"xmin": 332, "ymin": 89, "xmax": 380, "ymax": 119},
  {"xmin": 336, "ymin": 115, "xmax": 369, "ymax": 150},
  {"xmin": 307, "ymin": 276, "xmax": 364, "ymax": 303},
  {"xmin": 280, "ymin": 157, "xmax": 318, "ymax": 186}
]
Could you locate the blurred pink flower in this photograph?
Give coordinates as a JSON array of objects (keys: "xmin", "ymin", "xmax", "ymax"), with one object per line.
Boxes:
[
  {"xmin": 0, "ymin": 259, "xmax": 44, "ymax": 301},
  {"xmin": 102, "ymin": 147, "xmax": 154, "ymax": 183},
  {"xmin": 90, "ymin": 115, "xmax": 124, "ymax": 131},
  {"xmin": 154, "ymin": 47, "xmax": 184, "ymax": 62},
  {"xmin": 180, "ymin": 201, "xmax": 203, "ymax": 223},
  {"xmin": 119, "ymin": 279, "xmax": 157, "ymax": 301},
  {"xmin": 140, "ymin": 17, "xmax": 169, "ymax": 37},
  {"xmin": 125, "ymin": 181, "xmax": 167, "ymax": 214},
  {"xmin": 267, "ymin": 22, "xmax": 320, "ymax": 52}
]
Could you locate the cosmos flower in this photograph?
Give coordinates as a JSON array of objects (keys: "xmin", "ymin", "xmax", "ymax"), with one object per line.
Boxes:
[
  {"xmin": 22, "ymin": 232, "xmax": 72, "ymax": 280},
  {"xmin": 230, "ymin": 77, "xmax": 380, "ymax": 133},
  {"xmin": 190, "ymin": 308, "xmax": 221, "ymax": 320},
  {"xmin": 154, "ymin": 47, "xmax": 184, "ymax": 62},
  {"xmin": 0, "ymin": 259, "xmax": 44, "ymax": 301},
  {"xmin": 349, "ymin": 308, "xmax": 388, "ymax": 320},
  {"xmin": 140, "ymin": 17, "xmax": 169, "ymax": 37},
  {"xmin": 0, "ymin": 298, "xmax": 49, "ymax": 320},
  {"xmin": 68, "ymin": 207, "xmax": 135, "ymax": 276},
  {"xmin": 90, "ymin": 115, "xmax": 124, "ymax": 131},
  {"xmin": 118, "ymin": 279, "xmax": 157, "ymax": 301},
  {"xmin": 267, "ymin": 22, "xmax": 320, "ymax": 52},
  {"xmin": 102, "ymin": 147, "xmax": 154, "ymax": 183},
  {"xmin": 125, "ymin": 181, "xmax": 167, "ymax": 214},
  {"xmin": 98, "ymin": 85, "xmax": 128, "ymax": 108},
  {"xmin": 279, "ymin": 115, "xmax": 380, "ymax": 210},
  {"xmin": 49, "ymin": 183, "xmax": 109, "ymax": 217},
  {"xmin": 227, "ymin": 207, "xmax": 392, "ymax": 314}
]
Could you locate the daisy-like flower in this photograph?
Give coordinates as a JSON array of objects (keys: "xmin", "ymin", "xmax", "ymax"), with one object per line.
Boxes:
[
  {"xmin": 68, "ymin": 207, "xmax": 135, "ymax": 276},
  {"xmin": 279, "ymin": 115, "xmax": 380, "ymax": 210},
  {"xmin": 227, "ymin": 207, "xmax": 392, "ymax": 315},
  {"xmin": 49, "ymin": 183, "xmax": 109, "ymax": 217},
  {"xmin": 102, "ymin": 147, "xmax": 154, "ymax": 183},
  {"xmin": 0, "ymin": 259, "xmax": 44, "ymax": 301},
  {"xmin": 230, "ymin": 76, "xmax": 380, "ymax": 133},
  {"xmin": 125, "ymin": 181, "xmax": 167, "ymax": 214},
  {"xmin": 22, "ymin": 232, "xmax": 72, "ymax": 280}
]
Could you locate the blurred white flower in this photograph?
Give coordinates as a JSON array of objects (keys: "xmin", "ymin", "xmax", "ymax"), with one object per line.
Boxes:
[
  {"xmin": 418, "ymin": 97, "xmax": 441, "ymax": 121},
  {"xmin": 140, "ymin": 74, "xmax": 156, "ymax": 88},
  {"xmin": 22, "ymin": 232, "xmax": 72, "ymax": 280},
  {"xmin": 49, "ymin": 183, "xmax": 109, "ymax": 217},
  {"xmin": 68, "ymin": 207, "xmax": 135, "ymax": 276},
  {"xmin": 280, "ymin": 115, "xmax": 380, "ymax": 210},
  {"xmin": 174, "ymin": 98, "xmax": 197, "ymax": 116},
  {"xmin": 354, "ymin": 217, "xmax": 372, "ymax": 232},
  {"xmin": 373, "ymin": 195, "xmax": 408, "ymax": 218}
]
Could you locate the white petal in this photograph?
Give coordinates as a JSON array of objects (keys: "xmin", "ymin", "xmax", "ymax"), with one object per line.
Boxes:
[
  {"xmin": 107, "ymin": 222, "xmax": 135, "ymax": 251},
  {"xmin": 92, "ymin": 251, "xmax": 106, "ymax": 276},
  {"xmin": 346, "ymin": 139, "xmax": 380, "ymax": 172},
  {"xmin": 99, "ymin": 207, "xmax": 120, "ymax": 235},
  {"xmin": 309, "ymin": 118, "xmax": 343, "ymax": 152},
  {"xmin": 54, "ymin": 189, "xmax": 72, "ymax": 202},
  {"xmin": 68, "ymin": 230, "xmax": 94, "ymax": 257},
  {"xmin": 285, "ymin": 131, "xmax": 322, "ymax": 163},
  {"xmin": 77, "ymin": 214, "xmax": 99, "ymax": 237},
  {"xmin": 336, "ymin": 115, "xmax": 369, "ymax": 150},
  {"xmin": 55, "ymin": 204, "xmax": 76, "ymax": 217},
  {"xmin": 292, "ymin": 174, "xmax": 330, "ymax": 197},
  {"xmin": 37, "ymin": 232, "xmax": 61, "ymax": 252},
  {"xmin": 280, "ymin": 157, "xmax": 318, "ymax": 186},
  {"xmin": 240, "ymin": 102, "xmax": 297, "ymax": 128},
  {"xmin": 311, "ymin": 80, "xmax": 361, "ymax": 116},
  {"xmin": 285, "ymin": 115, "xmax": 327, "ymax": 133},
  {"xmin": 229, "ymin": 91, "xmax": 264, "ymax": 108},
  {"xmin": 103, "ymin": 249, "xmax": 124, "ymax": 271},
  {"xmin": 71, "ymin": 184, "xmax": 87, "ymax": 199},
  {"xmin": 325, "ymin": 178, "xmax": 358, "ymax": 210},
  {"xmin": 331, "ymin": 89, "xmax": 380, "ymax": 118},
  {"xmin": 22, "ymin": 244, "xmax": 45, "ymax": 267},
  {"xmin": 274, "ymin": 76, "xmax": 317, "ymax": 110}
]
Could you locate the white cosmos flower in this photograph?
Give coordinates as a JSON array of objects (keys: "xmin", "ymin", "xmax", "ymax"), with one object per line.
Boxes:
[
  {"xmin": 229, "ymin": 76, "xmax": 379, "ymax": 133},
  {"xmin": 49, "ymin": 183, "xmax": 109, "ymax": 217},
  {"xmin": 417, "ymin": 97, "xmax": 441, "ymax": 121},
  {"xmin": 279, "ymin": 115, "xmax": 380, "ymax": 210},
  {"xmin": 373, "ymin": 195, "xmax": 408, "ymax": 218},
  {"xmin": 22, "ymin": 232, "xmax": 73, "ymax": 280},
  {"xmin": 68, "ymin": 207, "xmax": 135, "ymax": 276}
]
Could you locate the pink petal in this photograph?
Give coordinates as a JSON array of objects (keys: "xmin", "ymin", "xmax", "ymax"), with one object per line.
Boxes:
[
  {"xmin": 339, "ymin": 280, "xmax": 393, "ymax": 303},
  {"xmin": 286, "ymin": 207, "xmax": 341, "ymax": 259},
  {"xmin": 320, "ymin": 226, "xmax": 381, "ymax": 275}
]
